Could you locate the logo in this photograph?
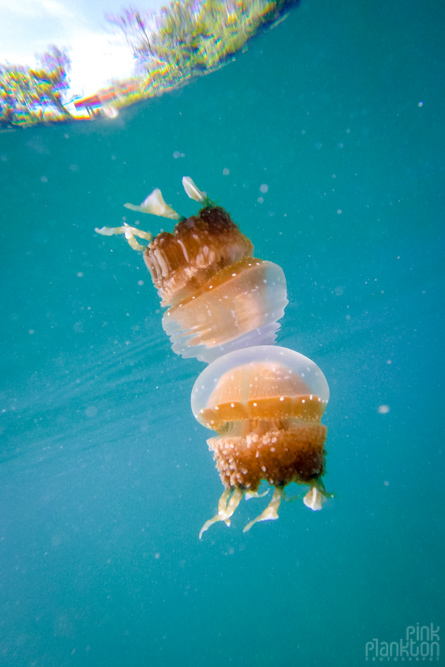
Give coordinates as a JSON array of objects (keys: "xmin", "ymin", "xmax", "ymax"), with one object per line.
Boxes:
[{"xmin": 365, "ymin": 624, "xmax": 440, "ymax": 661}]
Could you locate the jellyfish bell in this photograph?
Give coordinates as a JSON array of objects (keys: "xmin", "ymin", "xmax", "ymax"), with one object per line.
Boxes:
[
  {"xmin": 191, "ymin": 345, "xmax": 331, "ymax": 536},
  {"xmin": 162, "ymin": 256, "xmax": 288, "ymax": 362}
]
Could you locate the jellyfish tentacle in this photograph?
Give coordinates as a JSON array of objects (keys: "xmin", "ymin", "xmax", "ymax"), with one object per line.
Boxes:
[
  {"xmin": 199, "ymin": 487, "xmax": 244, "ymax": 539},
  {"xmin": 182, "ymin": 176, "xmax": 205, "ymax": 203},
  {"xmin": 182, "ymin": 176, "xmax": 214, "ymax": 208},
  {"xmin": 303, "ymin": 479, "xmax": 332, "ymax": 511},
  {"xmin": 245, "ymin": 489, "xmax": 269, "ymax": 500},
  {"xmin": 217, "ymin": 487, "xmax": 232, "ymax": 512},
  {"xmin": 243, "ymin": 486, "xmax": 284, "ymax": 533},
  {"xmin": 224, "ymin": 487, "xmax": 244, "ymax": 521},
  {"xmin": 95, "ymin": 224, "xmax": 153, "ymax": 251},
  {"xmin": 124, "ymin": 188, "xmax": 182, "ymax": 220},
  {"xmin": 217, "ymin": 486, "xmax": 232, "ymax": 526},
  {"xmin": 282, "ymin": 489, "xmax": 303, "ymax": 503},
  {"xmin": 199, "ymin": 488, "xmax": 231, "ymax": 539},
  {"xmin": 303, "ymin": 487, "xmax": 324, "ymax": 511}
]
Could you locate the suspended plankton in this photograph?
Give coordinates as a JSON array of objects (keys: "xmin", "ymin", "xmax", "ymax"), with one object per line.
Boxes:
[
  {"xmin": 191, "ymin": 345, "xmax": 331, "ymax": 537},
  {"xmin": 96, "ymin": 177, "xmax": 288, "ymax": 362}
]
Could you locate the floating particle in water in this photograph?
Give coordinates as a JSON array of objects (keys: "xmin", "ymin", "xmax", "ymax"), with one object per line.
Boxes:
[{"xmin": 378, "ymin": 405, "xmax": 390, "ymax": 414}]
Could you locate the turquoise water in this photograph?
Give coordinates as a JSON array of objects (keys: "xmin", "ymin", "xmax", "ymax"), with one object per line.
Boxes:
[{"xmin": 1, "ymin": 0, "xmax": 444, "ymax": 665}]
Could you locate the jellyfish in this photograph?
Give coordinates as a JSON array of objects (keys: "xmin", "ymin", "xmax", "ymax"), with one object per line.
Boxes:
[
  {"xmin": 96, "ymin": 178, "xmax": 288, "ymax": 362},
  {"xmin": 191, "ymin": 345, "xmax": 330, "ymax": 536}
]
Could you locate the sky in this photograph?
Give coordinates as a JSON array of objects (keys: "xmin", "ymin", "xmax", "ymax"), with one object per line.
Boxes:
[{"xmin": 0, "ymin": 0, "xmax": 166, "ymax": 97}]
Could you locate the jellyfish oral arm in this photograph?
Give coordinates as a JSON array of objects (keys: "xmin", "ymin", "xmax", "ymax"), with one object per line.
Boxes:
[
  {"xmin": 199, "ymin": 487, "xmax": 244, "ymax": 539},
  {"xmin": 245, "ymin": 488, "xmax": 269, "ymax": 500},
  {"xmin": 303, "ymin": 479, "xmax": 331, "ymax": 511},
  {"xmin": 303, "ymin": 487, "xmax": 324, "ymax": 511},
  {"xmin": 243, "ymin": 486, "xmax": 284, "ymax": 533},
  {"xmin": 95, "ymin": 224, "xmax": 153, "ymax": 251},
  {"xmin": 124, "ymin": 188, "xmax": 182, "ymax": 220},
  {"xmin": 182, "ymin": 176, "xmax": 205, "ymax": 202},
  {"xmin": 182, "ymin": 176, "xmax": 214, "ymax": 208}
]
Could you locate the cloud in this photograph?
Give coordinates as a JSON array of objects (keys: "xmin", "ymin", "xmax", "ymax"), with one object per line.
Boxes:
[
  {"xmin": 68, "ymin": 32, "xmax": 134, "ymax": 96},
  {"xmin": 0, "ymin": 0, "xmax": 74, "ymax": 18},
  {"xmin": 41, "ymin": 0, "xmax": 75, "ymax": 19},
  {"xmin": 0, "ymin": 0, "xmax": 140, "ymax": 96},
  {"xmin": 0, "ymin": 0, "xmax": 82, "ymax": 65}
]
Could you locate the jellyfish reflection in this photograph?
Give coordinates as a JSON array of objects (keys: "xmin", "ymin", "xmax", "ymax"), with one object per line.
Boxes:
[{"xmin": 191, "ymin": 345, "xmax": 330, "ymax": 536}]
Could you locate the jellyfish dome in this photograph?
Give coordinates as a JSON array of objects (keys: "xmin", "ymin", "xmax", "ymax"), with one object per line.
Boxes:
[
  {"xmin": 191, "ymin": 345, "xmax": 330, "ymax": 535},
  {"xmin": 162, "ymin": 257, "xmax": 288, "ymax": 362}
]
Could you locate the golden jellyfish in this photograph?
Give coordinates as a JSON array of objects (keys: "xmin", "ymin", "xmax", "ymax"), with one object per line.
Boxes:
[
  {"xmin": 96, "ymin": 177, "xmax": 288, "ymax": 362},
  {"xmin": 191, "ymin": 345, "xmax": 331, "ymax": 537}
]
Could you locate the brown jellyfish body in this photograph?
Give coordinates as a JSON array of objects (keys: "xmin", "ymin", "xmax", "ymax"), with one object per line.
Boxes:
[
  {"xmin": 191, "ymin": 345, "xmax": 330, "ymax": 536},
  {"xmin": 144, "ymin": 206, "xmax": 288, "ymax": 362},
  {"xmin": 143, "ymin": 205, "xmax": 254, "ymax": 307}
]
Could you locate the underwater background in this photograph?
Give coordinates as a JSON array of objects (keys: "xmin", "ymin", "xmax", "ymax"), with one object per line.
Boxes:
[{"xmin": 1, "ymin": 0, "xmax": 444, "ymax": 664}]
